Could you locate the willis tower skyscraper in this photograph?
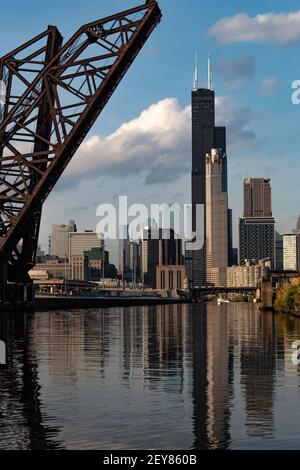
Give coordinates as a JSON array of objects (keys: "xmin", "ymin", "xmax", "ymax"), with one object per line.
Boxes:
[{"xmin": 185, "ymin": 55, "xmax": 229, "ymax": 286}]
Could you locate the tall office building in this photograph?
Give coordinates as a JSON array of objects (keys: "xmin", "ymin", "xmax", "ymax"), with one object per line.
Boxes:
[
  {"xmin": 141, "ymin": 228, "xmax": 159, "ymax": 288},
  {"xmin": 69, "ymin": 231, "xmax": 103, "ymax": 258},
  {"xmin": 142, "ymin": 228, "xmax": 182, "ymax": 288},
  {"xmin": 50, "ymin": 220, "xmax": 77, "ymax": 259},
  {"xmin": 129, "ymin": 241, "xmax": 141, "ymax": 284},
  {"xmin": 283, "ymin": 234, "xmax": 300, "ymax": 271},
  {"xmin": 275, "ymin": 232, "xmax": 284, "ymax": 270},
  {"xmin": 84, "ymin": 247, "xmax": 116, "ymax": 281},
  {"xmin": 120, "ymin": 225, "xmax": 142, "ymax": 283},
  {"xmin": 205, "ymin": 149, "xmax": 228, "ymax": 287},
  {"xmin": 239, "ymin": 178, "xmax": 275, "ymax": 266},
  {"xmin": 36, "ymin": 245, "xmax": 46, "ymax": 263},
  {"xmin": 214, "ymin": 126, "xmax": 227, "ymax": 192},
  {"xmin": 231, "ymin": 248, "xmax": 238, "ymax": 266},
  {"xmin": 186, "ymin": 55, "xmax": 228, "ymax": 286},
  {"xmin": 227, "ymin": 208, "xmax": 233, "ymax": 266},
  {"xmin": 243, "ymin": 178, "xmax": 272, "ymax": 218},
  {"xmin": 122, "ymin": 240, "xmax": 141, "ymax": 283},
  {"xmin": 69, "ymin": 231, "xmax": 106, "ymax": 281},
  {"xmin": 119, "ymin": 225, "xmax": 130, "ymax": 274}
]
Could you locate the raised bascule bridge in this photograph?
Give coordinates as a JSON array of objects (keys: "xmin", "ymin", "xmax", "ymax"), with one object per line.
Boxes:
[{"xmin": 0, "ymin": 1, "xmax": 162, "ymax": 311}]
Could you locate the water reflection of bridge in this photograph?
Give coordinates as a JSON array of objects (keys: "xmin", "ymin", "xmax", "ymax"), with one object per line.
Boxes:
[
  {"xmin": 0, "ymin": 313, "xmax": 63, "ymax": 449},
  {"xmin": 179, "ymin": 286, "xmax": 256, "ymax": 302}
]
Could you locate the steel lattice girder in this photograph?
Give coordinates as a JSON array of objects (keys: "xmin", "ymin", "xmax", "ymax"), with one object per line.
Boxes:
[
  {"xmin": 0, "ymin": 1, "xmax": 161, "ymax": 282},
  {"xmin": 0, "ymin": 26, "xmax": 64, "ymax": 282}
]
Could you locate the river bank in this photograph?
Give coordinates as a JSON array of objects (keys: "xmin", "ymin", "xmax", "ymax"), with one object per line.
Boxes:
[{"xmin": 274, "ymin": 281, "xmax": 300, "ymax": 318}]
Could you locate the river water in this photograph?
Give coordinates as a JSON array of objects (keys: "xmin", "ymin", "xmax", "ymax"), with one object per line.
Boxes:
[{"xmin": 1, "ymin": 302, "xmax": 300, "ymax": 450}]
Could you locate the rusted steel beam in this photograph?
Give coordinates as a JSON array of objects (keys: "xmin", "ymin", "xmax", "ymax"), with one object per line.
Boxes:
[{"xmin": 0, "ymin": 1, "xmax": 161, "ymax": 291}]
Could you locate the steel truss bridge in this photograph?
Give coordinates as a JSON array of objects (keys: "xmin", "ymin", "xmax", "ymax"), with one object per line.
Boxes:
[
  {"xmin": 177, "ymin": 287, "xmax": 256, "ymax": 302},
  {"xmin": 0, "ymin": 1, "xmax": 162, "ymax": 306},
  {"xmin": 192, "ymin": 287, "xmax": 256, "ymax": 296}
]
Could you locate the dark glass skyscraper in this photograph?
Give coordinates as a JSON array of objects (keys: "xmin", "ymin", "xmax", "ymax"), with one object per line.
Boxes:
[
  {"xmin": 190, "ymin": 87, "xmax": 214, "ymax": 286},
  {"xmin": 239, "ymin": 178, "xmax": 275, "ymax": 266},
  {"xmin": 186, "ymin": 57, "xmax": 229, "ymax": 286},
  {"xmin": 214, "ymin": 126, "xmax": 227, "ymax": 192}
]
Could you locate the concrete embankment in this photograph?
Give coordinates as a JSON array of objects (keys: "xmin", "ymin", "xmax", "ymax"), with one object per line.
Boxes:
[{"xmin": 34, "ymin": 296, "xmax": 189, "ymax": 312}]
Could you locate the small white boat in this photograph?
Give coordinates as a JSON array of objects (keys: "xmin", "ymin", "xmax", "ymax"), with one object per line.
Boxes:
[{"xmin": 217, "ymin": 297, "xmax": 230, "ymax": 305}]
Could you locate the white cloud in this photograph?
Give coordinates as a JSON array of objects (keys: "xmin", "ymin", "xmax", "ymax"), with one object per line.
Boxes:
[
  {"xmin": 62, "ymin": 96, "xmax": 256, "ymax": 188},
  {"xmin": 66, "ymin": 98, "xmax": 191, "ymax": 186},
  {"xmin": 258, "ymin": 77, "xmax": 278, "ymax": 95},
  {"xmin": 208, "ymin": 11, "xmax": 300, "ymax": 44}
]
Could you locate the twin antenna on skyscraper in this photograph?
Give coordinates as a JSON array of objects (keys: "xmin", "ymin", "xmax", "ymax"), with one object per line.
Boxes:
[{"xmin": 193, "ymin": 53, "xmax": 213, "ymax": 91}]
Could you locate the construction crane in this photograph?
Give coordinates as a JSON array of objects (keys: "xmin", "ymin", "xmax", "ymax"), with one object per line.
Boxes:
[{"xmin": 0, "ymin": 1, "xmax": 162, "ymax": 305}]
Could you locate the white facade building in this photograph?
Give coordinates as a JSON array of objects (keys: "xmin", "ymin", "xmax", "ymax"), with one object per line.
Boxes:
[{"xmin": 283, "ymin": 234, "xmax": 300, "ymax": 271}]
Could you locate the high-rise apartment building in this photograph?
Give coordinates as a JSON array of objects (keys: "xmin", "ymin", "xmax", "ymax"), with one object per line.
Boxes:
[
  {"xmin": 205, "ymin": 149, "xmax": 228, "ymax": 287},
  {"xmin": 283, "ymin": 234, "xmax": 300, "ymax": 271},
  {"xmin": 50, "ymin": 220, "xmax": 77, "ymax": 258},
  {"xmin": 239, "ymin": 178, "xmax": 275, "ymax": 266},
  {"xmin": 227, "ymin": 259, "xmax": 271, "ymax": 288},
  {"xmin": 186, "ymin": 55, "xmax": 230, "ymax": 286}
]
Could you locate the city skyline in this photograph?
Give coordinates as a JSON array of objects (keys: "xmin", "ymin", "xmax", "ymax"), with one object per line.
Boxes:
[
  {"xmin": 25, "ymin": 44, "xmax": 296, "ymax": 286},
  {"xmin": 0, "ymin": 0, "xmax": 297, "ymax": 257},
  {"xmin": 1, "ymin": 0, "xmax": 300, "ymax": 280}
]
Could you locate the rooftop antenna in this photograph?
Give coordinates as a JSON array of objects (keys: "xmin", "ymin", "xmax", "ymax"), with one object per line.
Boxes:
[
  {"xmin": 208, "ymin": 53, "xmax": 213, "ymax": 90},
  {"xmin": 193, "ymin": 51, "xmax": 199, "ymax": 91}
]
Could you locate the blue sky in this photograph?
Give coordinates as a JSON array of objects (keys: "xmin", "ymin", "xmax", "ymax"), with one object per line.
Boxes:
[{"xmin": 1, "ymin": 0, "xmax": 300, "ymax": 260}]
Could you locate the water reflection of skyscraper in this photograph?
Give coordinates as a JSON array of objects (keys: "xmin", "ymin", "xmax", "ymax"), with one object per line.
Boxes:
[
  {"xmin": 192, "ymin": 303, "xmax": 232, "ymax": 449},
  {"xmin": 33, "ymin": 311, "xmax": 111, "ymax": 384},
  {"xmin": 3, "ymin": 303, "xmax": 299, "ymax": 450},
  {"xmin": 192, "ymin": 303, "xmax": 209, "ymax": 449},
  {"xmin": 37, "ymin": 305, "xmax": 281, "ymax": 449},
  {"xmin": 235, "ymin": 305, "xmax": 276, "ymax": 438},
  {"xmin": 120, "ymin": 305, "xmax": 186, "ymax": 392},
  {"xmin": 119, "ymin": 303, "xmax": 233, "ymax": 449},
  {"xmin": 206, "ymin": 304, "xmax": 231, "ymax": 448}
]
